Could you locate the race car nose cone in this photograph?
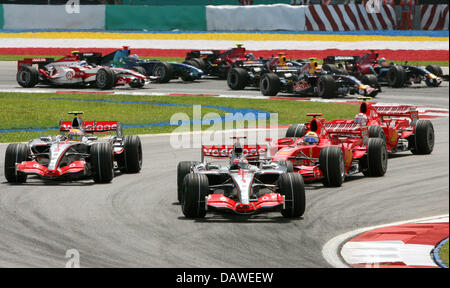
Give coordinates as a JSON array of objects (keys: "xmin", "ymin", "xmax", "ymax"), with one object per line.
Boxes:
[{"xmin": 235, "ymin": 203, "xmax": 254, "ymax": 213}]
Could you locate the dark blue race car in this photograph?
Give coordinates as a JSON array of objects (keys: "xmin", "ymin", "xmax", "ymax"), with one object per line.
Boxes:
[{"xmin": 75, "ymin": 47, "xmax": 204, "ymax": 83}]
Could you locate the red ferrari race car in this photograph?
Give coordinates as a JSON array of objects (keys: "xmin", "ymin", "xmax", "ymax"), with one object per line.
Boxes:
[
  {"xmin": 4, "ymin": 112, "xmax": 143, "ymax": 184},
  {"xmin": 184, "ymin": 44, "xmax": 250, "ymax": 78},
  {"xmin": 271, "ymin": 113, "xmax": 388, "ymax": 187},
  {"xmin": 329, "ymin": 97, "xmax": 435, "ymax": 155},
  {"xmin": 177, "ymin": 137, "xmax": 306, "ymax": 218},
  {"xmin": 16, "ymin": 52, "xmax": 149, "ymax": 90}
]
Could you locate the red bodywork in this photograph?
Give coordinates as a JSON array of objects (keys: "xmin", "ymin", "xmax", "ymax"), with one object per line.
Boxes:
[
  {"xmin": 329, "ymin": 100, "xmax": 418, "ymax": 153},
  {"xmin": 272, "ymin": 115, "xmax": 369, "ymax": 182}
]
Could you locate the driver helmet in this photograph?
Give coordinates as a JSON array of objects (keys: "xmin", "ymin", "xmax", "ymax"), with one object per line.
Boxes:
[
  {"xmin": 79, "ymin": 60, "xmax": 88, "ymax": 66},
  {"xmin": 378, "ymin": 57, "xmax": 387, "ymax": 66},
  {"xmin": 130, "ymin": 54, "xmax": 139, "ymax": 60},
  {"xmin": 304, "ymin": 131, "xmax": 319, "ymax": 145},
  {"xmin": 354, "ymin": 113, "xmax": 368, "ymax": 125},
  {"xmin": 68, "ymin": 129, "xmax": 83, "ymax": 142},
  {"xmin": 278, "ymin": 53, "xmax": 287, "ymax": 65},
  {"xmin": 231, "ymin": 157, "xmax": 249, "ymax": 170}
]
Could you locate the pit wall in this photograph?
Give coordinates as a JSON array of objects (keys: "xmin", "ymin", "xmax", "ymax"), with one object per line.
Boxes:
[{"xmin": 0, "ymin": 4, "xmax": 447, "ymax": 31}]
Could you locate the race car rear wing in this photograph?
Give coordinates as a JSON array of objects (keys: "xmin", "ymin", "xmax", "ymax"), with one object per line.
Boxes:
[
  {"xmin": 323, "ymin": 56, "xmax": 360, "ymax": 64},
  {"xmin": 60, "ymin": 120, "xmax": 123, "ymax": 135},
  {"xmin": 373, "ymin": 105, "xmax": 419, "ymax": 119},
  {"xmin": 18, "ymin": 58, "xmax": 55, "ymax": 70},
  {"xmin": 72, "ymin": 52, "xmax": 103, "ymax": 65},
  {"xmin": 324, "ymin": 122, "xmax": 368, "ymax": 137},
  {"xmin": 186, "ymin": 50, "xmax": 221, "ymax": 59},
  {"xmin": 201, "ymin": 145, "xmax": 267, "ymax": 161}
]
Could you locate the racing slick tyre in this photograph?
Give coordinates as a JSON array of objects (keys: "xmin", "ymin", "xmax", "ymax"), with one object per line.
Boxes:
[
  {"xmin": 4, "ymin": 143, "xmax": 29, "ymax": 183},
  {"xmin": 260, "ymin": 73, "xmax": 280, "ymax": 96},
  {"xmin": 318, "ymin": 75, "xmax": 336, "ymax": 99},
  {"xmin": 278, "ymin": 173, "xmax": 306, "ymax": 218},
  {"xmin": 191, "ymin": 58, "xmax": 207, "ymax": 71},
  {"xmin": 322, "ymin": 64, "xmax": 342, "ymax": 75},
  {"xmin": 368, "ymin": 125, "xmax": 386, "ymax": 143},
  {"xmin": 182, "ymin": 173, "xmax": 209, "ymax": 218},
  {"xmin": 177, "ymin": 161, "xmax": 199, "ymax": 203},
  {"xmin": 319, "ymin": 146, "xmax": 345, "ymax": 187},
  {"xmin": 411, "ymin": 120, "xmax": 434, "ymax": 155},
  {"xmin": 17, "ymin": 65, "xmax": 39, "ymax": 88},
  {"xmin": 91, "ymin": 142, "xmax": 114, "ymax": 183},
  {"xmin": 227, "ymin": 67, "xmax": 249, "ymax": 90},
  {"xmin": 363, "ymin": 138, "xmax": 388, "ymax": 177},
  {"xmin": 118, "ymin": 135, "xmax": 143, "ymax": 173},
  {"xmin": 425, "ymin": 64, "xmax": 443, "ymax": 77},
  {"xmin": 153, "ymin": 62, "xmax": 174, "ymax": 83},
  {"xmin": 285, "ymin": 124, "xmax": 306, "ymax": 138},
  {"xmin": 362, "ymin": 74, "xmax": 381, "ymax": 94},
  {"xmin": 387, "ymin": 65, "xmax": 406, "ymax": 88},
  {"xmin": 96, "ymin": 67, "xmax": 115, "ymax": 90}
]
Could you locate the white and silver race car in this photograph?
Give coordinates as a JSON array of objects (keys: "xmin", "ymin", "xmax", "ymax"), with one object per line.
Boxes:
[
  {"xmin": 16, "ymin": 52, "xmax": 151, "ymax": 90},
  {"xmin": 177, "ymin": 137, "xmax": 306, "ymax": 219}
]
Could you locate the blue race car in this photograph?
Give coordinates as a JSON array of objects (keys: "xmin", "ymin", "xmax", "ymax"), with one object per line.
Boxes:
[{"xmin": 75, "ymin": 47, "xmax": 204, "ymax": 83}]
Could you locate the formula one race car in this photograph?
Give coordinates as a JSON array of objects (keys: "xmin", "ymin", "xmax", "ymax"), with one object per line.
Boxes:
[
  {"xmin": 330, "ymin": 97, "xmax": 435, "ymax": 155},
  {"xmin": 4, "ymin": 112, "xmax": 143, "ymax": 184},
  {"xmin": 272, "ymin": 113, "xmax": 388, "ymax": 187},
  {"xmin": 80, "ymin": 47, "xmax": 204, "ymax": 83},
  {"xmin": 185, "ymin": 44, "xmax": 250, "ymax": 79},
  {"xmin": 177, "ymin": 137, "xmax": 306, "ymax": 218},
  {"xmin": 259, "ymin": 59, "xmax": 379, "ymax": 98},
  {"xmin": 226, "ymin": 53, "xmax": 302, "ymax": 90},
  {"xmin": 323, "ymin": 52, "xmax": 445, "ymax": 88},
  {"xmin": 17, "ymin": 53, "xmax": 148, "ymax": 90}
]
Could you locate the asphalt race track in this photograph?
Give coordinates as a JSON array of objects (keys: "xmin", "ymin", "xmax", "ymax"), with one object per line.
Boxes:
[{"xmin": 0, "ymin": 62, "xmax": 448, "ymax": 267}]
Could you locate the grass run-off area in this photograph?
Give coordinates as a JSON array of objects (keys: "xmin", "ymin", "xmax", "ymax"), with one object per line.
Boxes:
[
  {"xmin": 438, "ymin": 240, "xmax": 449, "ymax": 267},
  {"xmin": 0, "ymin": 55, "xmax": 447, "ymax": 67},
  {"xmin": 0, "ymin": 92, "xmax": 359, "ymax": 143}
]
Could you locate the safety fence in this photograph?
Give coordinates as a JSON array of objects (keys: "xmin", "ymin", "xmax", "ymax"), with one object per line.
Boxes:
[{"xmin": 0, "ymin": 4, "xmax": 447, "ymax": 31}]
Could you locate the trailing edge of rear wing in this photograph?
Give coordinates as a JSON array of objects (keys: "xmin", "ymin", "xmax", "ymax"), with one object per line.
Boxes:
[
  {"xmin": 201, "ymin": 145, "xmax": 267, "ymax": 160},
  {"xmin": 60, "ymin": 121, "xmax": 123, "ymax": 135},
  {"xmin": 373, "ymin": 105, "xmax": 419, "ymax": 119}
]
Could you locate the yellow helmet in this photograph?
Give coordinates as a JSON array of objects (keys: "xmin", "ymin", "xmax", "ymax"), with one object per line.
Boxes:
[{"xmin": 68, "ymin": 129, "xmax": 83, "ymax": 141}]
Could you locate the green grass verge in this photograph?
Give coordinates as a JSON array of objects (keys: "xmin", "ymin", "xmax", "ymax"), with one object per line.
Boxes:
[
  {"xmin": 0, "ymin": 54, "xmax": 446, "ymax": 67},
  {"xmin": 0, "ymin": 92, "xmax": 358, "ymax": 143},
  {"xmin": 438, "ymin": 241, "xmax": 449, "ymax": 267}
]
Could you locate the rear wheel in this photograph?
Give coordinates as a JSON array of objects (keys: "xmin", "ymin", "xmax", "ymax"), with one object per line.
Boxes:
[
  {"xmin": 278, "ymin": 173, "xmax": 306, "ymax": 218},
  {"xmin": 153, "ymin": 62, "xmax": 174, "ymax": 83},
  {"xmin": 363, "ymin": 138, "xmax": 388, "ymax": 177},
  {"xmin": 319, "ymin": 146, "xmax": 345, "ymax": 187},
  {"xmin": 285, "ymin": 124, "xmax": 306, "ymax": 138},
  {"xmin": 132, "ymin": 66, "xmax": 147, "ymax": 76},
  {"xmin": 182, "ymin": 174, "xmax": 209, "ymax": 218},
  {"xmin": 387, "ymin": 65, "xmax": 406, "ymax": 88},
  {"xmin": 318, "ymin": 75, "xmax": 336, "ymax": 98},
  {"xmin": 118, "ymin": 135, "xmax": 143, "ymax": 173},
  {"xmin": 4, "ymin": 143, "xmax": 29, "ymax": 183},
  {"xmin": 227, "ymin": 67, "xmax": 249, "ymax": 90},
  {"xmin": 260, "ymin": 73, "xmax": 280, "ymax": 96},
  {"xmin": 368, "ymin": 125, "xmax": 386, "ymax": 143},
  {"xmin": 177, "ymin": 161, "xmax": 199, "ymax": 203},
  {"xmin": 17, "ymin": 65, "xmax": 39, "ymax": 88},
  {"xmin": 322, "ymin": 64, "xmax": 342, "ymax": 74},
  {"xmin": 91, "ymin": 142, "xmax": 114, "ymax": 183},
  {"xmin": 96, "ymin": 67, "xmax": 115, "ymax": 90},
  {"xmin": 411, "ymin": 120, "xmax": 434, "ymax": 155},
  {"xmin": 362, "ymin": 74, "xmax": 381, "ymax": 94}
]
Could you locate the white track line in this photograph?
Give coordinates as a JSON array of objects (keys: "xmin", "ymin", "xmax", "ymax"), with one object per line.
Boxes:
[{"xmin": 322, "ymin": 214, "xmax": 449, "ymax": 268}]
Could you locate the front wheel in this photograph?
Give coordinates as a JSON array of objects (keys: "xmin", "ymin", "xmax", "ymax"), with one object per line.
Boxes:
[
  {"xmin": 260, "ymin": 73, "xmax": 280, "ymax": 96},
  {"xmin": 319, "ymin": 146, "xmax": 345, "ymax": 187},
  {"xmin": 153, "ymin": 62, "xmax": 174, "ymax": 83},
  {"xmin": 91, "ymin": 142, "xmax": 114, "ymax": 183},
  {"xmin": 278, "ymin": 173, "xmax": 306, "ymax": 218},
  {"xmin": 363, "ymin": 138, "xmax": 388, "ymax": 177},
  {"xmin": 177, "ymin": 161, "xmax": 199, "ymax": 203},
  {"xmin": 4, "ymin": 143, "xmax": 29, "ymax": 183},
  {"xmin": 411, "ymin": 120, "xmax": 434, "ymax": 155},
  {"xmin": 318, "ymin": 75, "xmax": 336, "ymax": 98},
  {"xmin": 96, "ymin": 68, "xmax": 115, "ymax": 90},
  {"xmin": 182, "ymin": 174, "xmax": 209, "ymax": 218},
  {"xmin": 227, "ymin": 67, "xmax": 249, "ymax": 90}
]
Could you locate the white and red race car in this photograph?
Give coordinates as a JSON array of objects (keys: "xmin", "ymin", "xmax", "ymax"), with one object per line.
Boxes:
[{"xmin": 16, "ymin": 53, "xmax": 150, "ymax": 90}]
